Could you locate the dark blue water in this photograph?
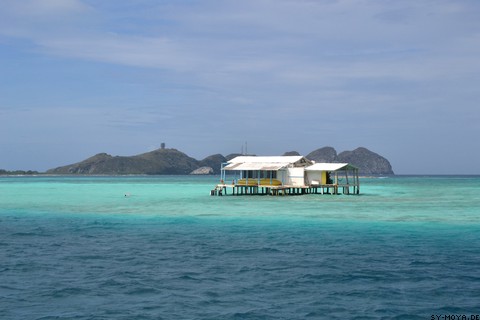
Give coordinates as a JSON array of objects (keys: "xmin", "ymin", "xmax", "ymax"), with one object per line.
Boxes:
[
  {"xmin": 2, "ymin": 215, "xmax": 480, "ymax": 319},
  {"xmin": 1, "ymin": 176, "xmax": 480, "ymax": 319}
]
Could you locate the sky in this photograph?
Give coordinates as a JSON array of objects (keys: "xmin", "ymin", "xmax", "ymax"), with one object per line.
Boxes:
[{"xmin": 1, "ymin": 0, "xmax": 479, "ymax": 174}]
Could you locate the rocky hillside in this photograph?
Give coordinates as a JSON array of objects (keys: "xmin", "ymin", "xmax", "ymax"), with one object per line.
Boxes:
[
  {"xmin": 337, "ymin": 147, "xmax": 394, "ymax": 175},
  {"xmin": 305, "ymin": 146, "xmax": 394, "ymax": 175},
  {"xmin": 198, "ymin": 154, "xmax": 227, "ymax": 174},
  {"xmin": 282, "ymin": 151, "xmax": 301, "ymax": 156},
  {"xmin": 306, "ymin": 146, "xmax": 339, "ymax": 163},
  {"xmin": 47, "ymin": 146, "xmax": 394, "ymax": 175},
  {"xmin": 47, "ymin": 148, "xmax": 199, "ymax": 175}
]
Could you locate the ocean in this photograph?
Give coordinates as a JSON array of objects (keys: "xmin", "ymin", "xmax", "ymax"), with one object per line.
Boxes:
[{"xmin": 1, "ymin": 175, "xmax": 480, "ymax": 319}]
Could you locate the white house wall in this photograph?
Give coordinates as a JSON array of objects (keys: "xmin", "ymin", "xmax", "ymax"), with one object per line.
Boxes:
[
  {"xmin": 305, "ymin": 171, "xmax": 327, "ymax": 185},
  {"xmin": 277, "ymin": 170, "xmax": 287, "ymax": 185},
  {"xmin": 286, "ymin": 168, "xmax": 305, "ymax": 186},
  {"xmin": 305, "ymin": 171, "xmax": 320, "ymax": 185}
]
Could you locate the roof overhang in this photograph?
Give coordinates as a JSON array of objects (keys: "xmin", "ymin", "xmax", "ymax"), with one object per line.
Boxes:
[
  {"xmin": 305, "ymin": 163, "xmax": 358, "ymax": 172},
  {"xmin": 223, "ymin": 162, "xmax": 288, "ymax": 171},
  {"xmin": 223, "ymin": 156, "xmax": 311, "ymax": 171}
]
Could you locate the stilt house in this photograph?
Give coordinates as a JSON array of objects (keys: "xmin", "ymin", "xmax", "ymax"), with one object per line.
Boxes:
[{"xmin": 213, "ymin": 156, "xmax": 360, "ymax": 196}]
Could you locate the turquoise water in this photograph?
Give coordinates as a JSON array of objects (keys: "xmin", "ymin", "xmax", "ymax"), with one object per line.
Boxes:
[{"xmin": 1, "ymin": 176, "xmax": 480, "ymax": 319}]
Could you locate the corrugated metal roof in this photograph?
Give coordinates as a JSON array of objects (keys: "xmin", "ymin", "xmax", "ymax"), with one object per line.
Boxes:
[
  {"xmin": 224, "ymin": 162, "xmax": 288, "ymax": 171},
  {"xmin": 305, "ymin": 163, "xmax": 358, "ymax": 171},
  {"xmin": 228, "ymin": 156, "xmax": 305, "ymax": 164},
  {"xmin": 224, "ymin": 156, "xmax": 309, "ymax": 171}
]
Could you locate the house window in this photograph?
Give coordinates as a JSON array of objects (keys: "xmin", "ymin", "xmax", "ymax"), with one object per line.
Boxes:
[
  {"xmin": 242, "ymin": 170, "xmax": 277, "ymax": 179},
  {"xmin": 261, "ymin": 171, "xmax": 277, "ymax": 179}
]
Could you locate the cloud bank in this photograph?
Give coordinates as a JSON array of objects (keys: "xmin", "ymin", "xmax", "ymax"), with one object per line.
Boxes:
[{"xmin": 1, "ymin": 0, "xmax": 479, "ymax": 173}]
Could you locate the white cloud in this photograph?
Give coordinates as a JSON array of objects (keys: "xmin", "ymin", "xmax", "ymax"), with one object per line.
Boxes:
[
  {"xmin": 39, "ymin": 34, "xmax": 192, "ymax": 70},
  {"xmin": 1, "ymin": 0, "xmax": 478, "ymax": 85},
  {"xmin": 1, "ymin": 0, "xmax": 480, "ymax": 172},
  {"xmin": 3, "ymin": 0, "xmax": 89, "ymax": 17}
]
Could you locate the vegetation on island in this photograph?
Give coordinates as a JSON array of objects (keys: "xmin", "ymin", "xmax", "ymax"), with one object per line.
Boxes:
[
  {"xmin": 0, "ymin": 169, "xmax": 39, "ymax": 175},
  {"xmin": 45, "ymin": 146, "xmax": 394, "ymax": 176}
]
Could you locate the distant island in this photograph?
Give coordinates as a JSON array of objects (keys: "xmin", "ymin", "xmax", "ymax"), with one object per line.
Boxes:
[
  {"xmin": 0, "ymin": 169, "xmax": 40, "ymax": 175},
  {"xmin": 40, "ymin": 146, "xmax": 393, "ymax": 175}
]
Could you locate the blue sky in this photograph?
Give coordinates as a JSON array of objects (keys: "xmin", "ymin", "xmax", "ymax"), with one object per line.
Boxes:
[{"xmin": 1, "ymin": 0, "xmax": 479, "ymax": 174}]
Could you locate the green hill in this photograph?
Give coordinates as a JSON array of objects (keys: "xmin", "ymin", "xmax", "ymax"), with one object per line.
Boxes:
[
  {"xmin": 47, "ymin": 148, "xmax": 199, "ymax": 175},
  {"xmin": 46, "ymin": 146, "xmax": 394, "ymax": 175}
]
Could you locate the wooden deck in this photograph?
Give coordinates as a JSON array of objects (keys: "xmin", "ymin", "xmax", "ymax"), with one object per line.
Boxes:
[{"xmin": 210, "ymin": 183, "xmax": 359, "ymax": 196}]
